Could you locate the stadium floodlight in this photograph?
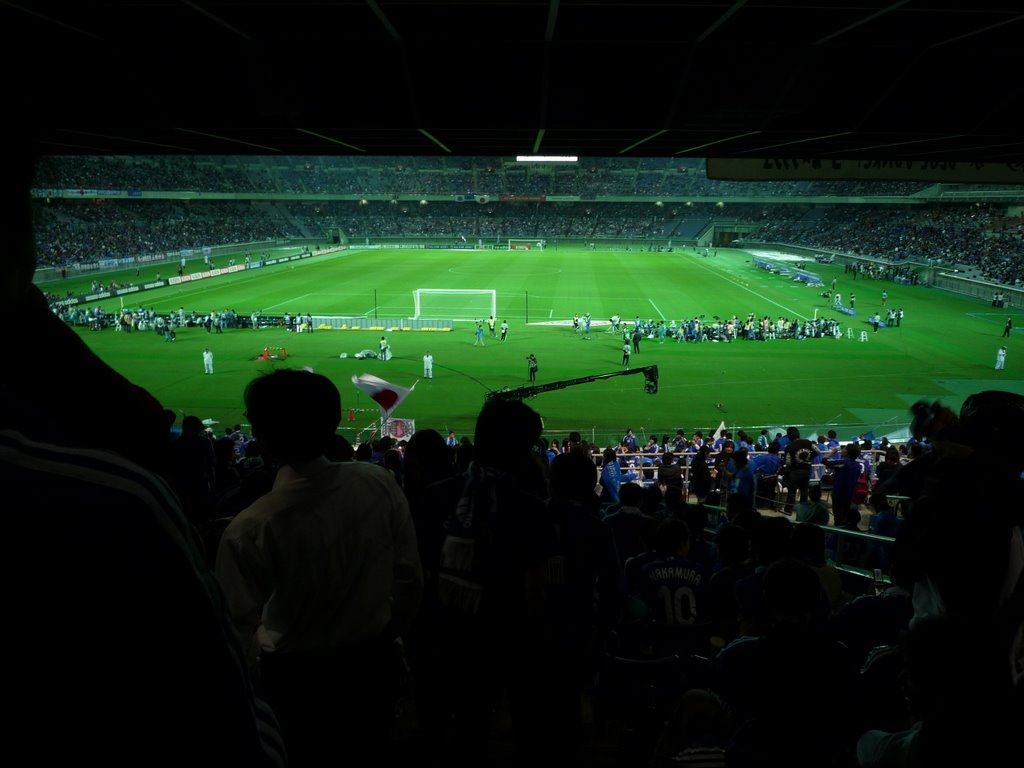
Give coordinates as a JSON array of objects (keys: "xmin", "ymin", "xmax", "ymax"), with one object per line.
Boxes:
[{"xmin": 515, "ymin": 155, "xmax": 578, "ymax": 162}]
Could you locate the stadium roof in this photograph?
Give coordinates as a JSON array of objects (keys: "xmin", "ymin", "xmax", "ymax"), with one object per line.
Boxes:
[{"xmin": 7, "ymin": 1, "xmax": 1024, "ymax": 174}]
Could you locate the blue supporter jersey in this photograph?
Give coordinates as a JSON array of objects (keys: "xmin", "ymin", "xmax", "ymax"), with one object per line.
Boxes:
[
  {"xmin": 640, "ymin": 555, "xmax": 708, "ymax": 625},
  {"xmin": 750, "ymin": 453, "xmax": 782, "ymax": 476}
]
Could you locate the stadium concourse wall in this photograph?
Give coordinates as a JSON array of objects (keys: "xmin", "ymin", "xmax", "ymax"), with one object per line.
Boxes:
[{"xmin": 932, "ymin": 272, "xmax": 1023, "ymax": 307}]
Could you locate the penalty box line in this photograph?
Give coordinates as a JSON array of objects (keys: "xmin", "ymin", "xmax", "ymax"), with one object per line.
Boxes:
[{"xmin": 687, "ymin": 253, "xmax": 810, "ymax": 320}]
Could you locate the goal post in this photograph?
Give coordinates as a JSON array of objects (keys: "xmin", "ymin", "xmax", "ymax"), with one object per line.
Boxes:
[
  {"xmin": 413, "ymin": 288, "xmax": 497, "ymax": 320},
  {"xmin": 508, "ymin": 239, "xmax": 545, "ymax": 251}
]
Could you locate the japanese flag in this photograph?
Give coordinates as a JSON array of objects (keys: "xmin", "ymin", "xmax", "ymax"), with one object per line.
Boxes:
[{"xmin": 352, "ymin": 373, "xmax": 415, "ymax": 418}]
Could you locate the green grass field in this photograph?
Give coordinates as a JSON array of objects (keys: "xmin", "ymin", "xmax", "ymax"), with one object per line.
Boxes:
[{"xmin": 54, "ymin": 245, "xmax": 1024, "ymax": 445}]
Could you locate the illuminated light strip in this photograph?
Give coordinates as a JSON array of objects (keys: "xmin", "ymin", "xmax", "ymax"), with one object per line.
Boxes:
[{"xmin": 516, "ymin": 155, "xmax": 579, "ymax": 162}]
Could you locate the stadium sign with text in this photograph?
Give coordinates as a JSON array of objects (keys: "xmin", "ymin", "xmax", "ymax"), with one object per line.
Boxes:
[{"xmin": 707, "ymin": 158, "xmax": 1023, "ymax": 184}]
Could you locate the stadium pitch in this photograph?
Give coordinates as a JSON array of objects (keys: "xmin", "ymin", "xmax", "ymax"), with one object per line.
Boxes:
[{"xmin": 56, "ymin": 245, "xmax": 1023, "ymax": 445}]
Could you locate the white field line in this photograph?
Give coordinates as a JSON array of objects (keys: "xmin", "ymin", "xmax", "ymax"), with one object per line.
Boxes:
[
  {"xmin": 688, "ymin": 255, "xmax": 809, "ymax": 320},
  {"xmin": 263, "ymin": 294, "xmax": 312, "ymax": 311}
]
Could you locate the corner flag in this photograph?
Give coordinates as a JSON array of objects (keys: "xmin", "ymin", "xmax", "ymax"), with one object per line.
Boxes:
[{"xmin": 352, "ymin": 373, "xmax": 415, "ymax": 419}]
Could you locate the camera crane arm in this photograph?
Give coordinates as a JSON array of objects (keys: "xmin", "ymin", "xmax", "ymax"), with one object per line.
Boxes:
[{"xmin": 484, "ymin": 365, "xmax": 658, "ymax": 403}]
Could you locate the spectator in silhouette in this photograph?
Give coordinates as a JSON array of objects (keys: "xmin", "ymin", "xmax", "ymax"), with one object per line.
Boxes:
[
  {"xmin": 792, "ymin": 522, "xmax": 844, "ymax": 610},
  {"xmin": 710, "ymin": 558, "xmax": 857, "ymax": 766},
  {"xmin": 893, "ymin": 391, "xmax": 1023, "ymax": 689},
  {"xmin": 781, "ymin": 426, "xmax": 819, "ymax": 514},
  {"xmin": 857, "ymin": 617, "xmax": 1019, "ymax": 767},
  {"xmin": 168, "ymin": 415, "xmax": 217, "ymax": 524},
  {"xmin": 795, "ymin": 483, "xmax": 830, "ymax": 525},
  {"xmin": 637, "ymin": 518, "xmax": 710, "ymax": 629},
  {"xmin": 2, "ymin": 127, "xmax": 283, "ymax": 765},
  {"xmin": 708, "ymin": 524, "xmax": 753, "ymax": 648},
  {"xmin": 398, "ymin": 427, "xmax": 459, "ymax": 756},
  {"xmin": 415, "ymin": 398, "xmax": 555, "ymax": 765},
  {"xmin": 542, "ymin": 451, "xmax": 623, "ymax": 758},
  {"xmin": 216, "ymin": 368, "xmax": 423, "ymax": 766},
  {"xmin": 658, "ymin": 451, "xmax": 684, "ymax": 492},
  {"xmin": 689, "ymin": 444, "xmax": 716, "ymax": 502},
  {"xmin": 605, "ymin": 481, "xmax": 657, "ymax": 567}
]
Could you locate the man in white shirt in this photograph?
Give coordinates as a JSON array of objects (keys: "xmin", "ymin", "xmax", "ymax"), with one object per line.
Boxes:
[
  {"xmin": 202, "ymin": 347, "xmax": 214, "ymax": 374},
  {"xmin": 423, "ymin": 351, "xmax": 434, "ymax": 378},
  {"xmin": 217, "ymin": 369, "xmax": 422, "ymax": 765}
]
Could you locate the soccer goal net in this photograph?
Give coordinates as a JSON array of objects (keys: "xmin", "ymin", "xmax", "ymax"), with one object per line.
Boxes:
[
  {"xmin": 413, "ymin": 289, "xmax": 497, "ymax": 320},
  {"xmin": 508, "ymin": 239, "xmax": 546, "ymax": 251}
]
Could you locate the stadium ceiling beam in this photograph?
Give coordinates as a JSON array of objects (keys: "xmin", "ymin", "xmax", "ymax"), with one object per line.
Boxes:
[
  {"xmin": 664, "ymin": 1, "xmax": 744, "ymax": 132},
  {"xmin": 365, "ymin": 0, "xmax": 423, "ymax": 145},
  {"xmin": 2, "ymin": 0, "xmax": 105, "ymax": 41},
  {"xmin": 736, "ymin": 132, "xmax": 854, "ymax": 156},
  {"xmin": 619, "ymin": 131, "xmax": 668, "ymax": 155},
  {"xmin": 535, "ymin": 0, "xmax": 561, "ymax": 153},
  {"xmin": 674, "ymin": 131, "xmax": 761, "ymax": 156},
  {"xmin": 175, "ymin": 128, "xmax": 281, "ymax": 153},
  {"xmin": 814, "ymin": 1, "xmax": 910, "ymax": 45},
  {"xmin": 180, "ymin": 0, "xmax": 253, "ymax": 41},
  {"xmin": 55, "ymin": 129, "xmax": 195, "ymax": 153},
  {"xmin": 296, "ymin": 129, "xmax": 367, "ymax": 153},
  {"xmin": 927, "ymin": 11, "xmax": 1024, "ymax": 48}
]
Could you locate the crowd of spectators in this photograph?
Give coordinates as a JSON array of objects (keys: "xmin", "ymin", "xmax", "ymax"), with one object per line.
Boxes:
[
  {"xmin": 165, "ymin": 390, "xmax": 1023, "ymax": 767},
  {"xmin": 34, "ymin": 154, "xmax": 932, "ymax": 197},
  {"xmin": 750, "ymin": 204, "xmax": 1024, "ymax": 286},
  {"xmin": 29, "ymin": 155, "xmax": 1023, "ymax": 286},
  {"xmin": 33, "ymin": 193, "xmax": 1024, "ymax": 289},
  {"xmin": 33, "ymin": 200, "xmax": 300, "ymax": 265}
]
